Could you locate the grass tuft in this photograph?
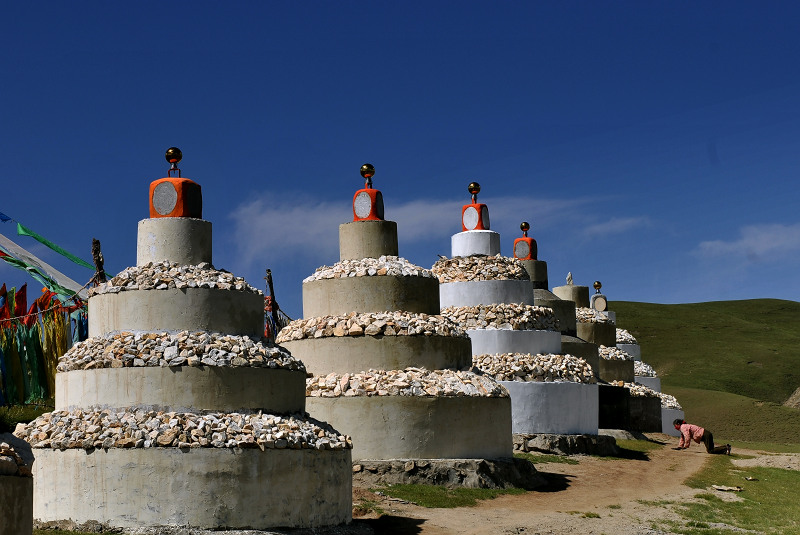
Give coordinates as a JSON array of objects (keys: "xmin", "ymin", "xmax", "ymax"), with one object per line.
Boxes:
[{"xmin": 376, "ymin": 484, "xmax": 526, "ymax": 508}]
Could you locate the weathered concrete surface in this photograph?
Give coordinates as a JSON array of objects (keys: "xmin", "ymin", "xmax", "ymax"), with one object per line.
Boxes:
[
  {"xmin": 501, "ymin": 382, "xmax": 598, "ymax": 435},
  {"xmin": 339, "ymin": 220, "xmax": 398, "ymax": 261},
  {"xmin": 535, "ymin": 289, "xmax": 577, "ymax": 335},
  {"xmin": 89, "ymin": 288, "xmax": 264, "ymax": 338},
  {"xmin": 634, "ymin": 375, "xmax": 661, "ymax": 392},
  {"xmin": 597, "ymin": 358, "xmax": 634, "ymax": 383},
  {"xmin": 306, "ymin": 396, "xmax": 512, "ymax": 461},
  {"xmin": 513, "ymin": 433, "xmax": 619, "ymax": 456},
  {"xmin": 616, "ymin": 343, "xmax": 641, "ymax": 360},
  {"xmin": 281, "ymin": 335, "xmax": 471, "ymax": 376},
  {"xmin": 0, "ymin": 475, "xmax": 32, "ymax": 535},
  {"xmin": 552, "ymin": 284, "xmax": 590, "ymax": 308},
  {"xmin": 439, "ymin": 280, "xmax": 534, "ymax": 309},
  {"xmin": 560, "ymin": 335, "xmax": 599, "ymax": 379},
  {"xmin": 32, "ymin": 448, "xmax": 352, "ymax": 529},
  {"xmin": 137, "ymin": 218, "xmax": 212, "ymax": 266},
  {"xmin": 519, "ymin": 259, "xmax": 548, "ymax": 289},
  {"xmin": 628, "ymin": 396, "xmax": 662, "ymax": 433},
  {"xmin": 56, "ymin": 367, "xmax": 306, "ymax": 414},
  {"xmin": 353, "ymin": 457, "xmax": 546, "ymax": 490},
  {"xmin": 451, "ymin": 230, "xmax": 500, "ymax": 257},
  {"xmin": 467, "ymin": 329, "xmax": 561, "ymax": 357},
  {"xmin": 303, "ymin": 276, "xmax": 440, "ymax": 317},
  {"xmin": 576, "ymin": 322, "xmax": 616, "ymax": 347},
  {"xmin": 662, "ymin": 408, "xmax": 684, "ymax": 437},
  {"xmin": 598, "ymin": 384, "xmax": 630, "ymax": 430}
]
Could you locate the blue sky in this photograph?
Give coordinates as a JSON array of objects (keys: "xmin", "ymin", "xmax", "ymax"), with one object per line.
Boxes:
[{"xmin": 2, "ymin": 2, "xmax": 800, "ymax": 319}]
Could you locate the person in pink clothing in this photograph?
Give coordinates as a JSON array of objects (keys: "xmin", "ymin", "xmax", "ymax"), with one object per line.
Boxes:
[{"xmin": 673, "ymin": 419, "xmax": 731, "ymax": 454}]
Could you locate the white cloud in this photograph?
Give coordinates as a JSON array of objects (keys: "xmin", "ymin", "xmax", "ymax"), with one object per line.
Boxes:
[
  {"xmin": 695, "ymin": 223, "xmax": 800, "ymax": 261},
  {"xmin": 583, "ymin": 217, "xmax": 650, "ymax": 238},
  {"xmin": 229, "ymin": 194, "xmax": 595, "ymax": 267}
]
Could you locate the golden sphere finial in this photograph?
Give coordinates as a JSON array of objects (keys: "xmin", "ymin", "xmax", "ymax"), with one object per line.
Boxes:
[
  {"xmin": 165, "ymin": 147, "xmax": 182, "ymax": 165},
  {"xmin": 360, "ymin": 163, "xmax": 375, "ymax": 179},
  {"xmin": 594, "ymin": 280, "xmax": 602, "ymax": 292},
  {"xmin": 520, "ymin": 221, "xmax": 530, "ymax": 232},
  {"xmin": 468, "ymin": 182, "xmax": 480, "ymax": 195}
]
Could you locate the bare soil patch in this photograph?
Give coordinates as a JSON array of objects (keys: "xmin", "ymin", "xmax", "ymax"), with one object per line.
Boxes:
[{"xmin": 353, "ymin": 434, "xmax": 767, "ymax": 535}]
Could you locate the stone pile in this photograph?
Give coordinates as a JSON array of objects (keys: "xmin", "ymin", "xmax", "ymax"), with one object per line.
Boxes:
[
  {"xmin": 598, "ymin": 345, "xmax": 635, "ymax": 361},
  {"xmin": 610, "ymin": 381, "xmax": 660, "ymax": 398},
  {"xmin": 659, "ymin": 392, "xmax": 682, "ymax": 410},
  {"xmin": 442, "ymin": 303, "xmax": 559, "ymax": 331},
  {"xmin": 276, "ymin": 311, "xmax": 468, "ymax": 342},
  {"xmin": 89, "ymin": 261, "xmax": 260, "ymax": 296},
  {"xmin": 303, "ymin": 256, "xmax": 433, "ymax": 282},
  {"xmin": 15, "ymin": 410, "xmax": 350, "ymax": 451},
  {"xmin": 306, "ymin": 368, "xmax": 508, "ymax": 398},
  {"xmin": 472, "ymin": 353, "xmax": 596, "ymax": 384},
  {"xmin": 57, "ymin": 331, "xmax": 303, "ymax": 372},
  {"xmin": 616, "ymin": 328, "xmax": 638, "ymax": 344},
  {"xmin": 634, "ymin": 361, "xmax": 657, "ymax": 377},
  {"xmin": 576, "ymin": 307, "xmax": 615, "ymax": 324},
  {"xmin": 431, "ymin": 254, "xmax": 529, "ymax": 283},
  {"xmin": 0, "ymin": 441, "xmax": 30, "ymax": 477}
]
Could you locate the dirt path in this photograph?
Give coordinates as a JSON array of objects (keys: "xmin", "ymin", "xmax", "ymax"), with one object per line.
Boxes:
[{"xmin": 354, "ymin": 435, "xmax": 720, "ymax": 535}]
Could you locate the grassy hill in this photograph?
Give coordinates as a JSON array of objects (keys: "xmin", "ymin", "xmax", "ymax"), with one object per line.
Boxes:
[{"xmin": 611, "ymin": 299, "xmax": 800, "ymax": 444}]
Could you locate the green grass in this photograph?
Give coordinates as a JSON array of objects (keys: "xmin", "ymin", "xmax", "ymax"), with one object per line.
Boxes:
[
  {"xmin": 611, "ymin": 299, "xmax": 800, "ymax": 444},
  {"xmin": 514, "ymin": 452, "xmax": 579, "ymax": 464},
  {"xmin": 0, "ymin": 403, "xmax": 50, "ymax": 433},
  {"xmin": 657, "ymin": 453, "xmax": 800, "ymax": 534},
  {"xmin": 376, "ymin": 484, "xmax": 526, "ymax": 508},
  {"xmin": 597, "ymin": 438, "xmax": 662, "ymax": 460}
]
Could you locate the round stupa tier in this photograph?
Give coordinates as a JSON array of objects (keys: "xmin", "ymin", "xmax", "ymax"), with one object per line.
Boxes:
[
  {"xmin": 281, "ymin": 335, "xmax": 471, "ymax": 375},
  {"xmin": 576, "ymin": 322, "xmax": 616, "ymax": 347},
  {"xmin": 339, "ymin": 220, "xmax": 399, "ymax": 261},
  {"xmin": 0, "ymin": 437, "xmax": 32, "ymax": 535},
  {"xmin": 137, "ymin": 218, "xmax": 212, "ymax": 266},
  {"xmin": 452, "ymin": 230, "xmax": 500, "ymax": 257},
  {"xmin": 560, "ymin": 335, "xmax": 600, "ymax": 380},
  {"xmin": 518, "ymin": 259, "xmax": 548, "ymax": 290},
  {"xmin": 307, "ymin": 396, "xmax": 510, "ymax": 461},
  {"xmin": 617, "ymin": 343, "xmax": 641, "ymax": 359},
  {"xmin": 303, "ymin": 275, "xmax": 439, "ymax": 317},
  {"xmin": 439, "ymin": 280, "xmax": 534, "ymax": 308},
  {"xmin": 534, "ymin": 289, "xmax": 577, "ymax": 335},
  {"xmin": 552, "ymin": 284, "xmax": 590, "ymax": 308},
  {"xmin": 467, "ymin": 329, "xmax": 561, "ymax": 356},
  {"xmin": 634, "ymin": 375, "xmax": 661, "ymax": 392},
  {"xmin": 662, "ymin": 408, "xmax": 684, "ymax": 436},
  {"xmin": 31, "ymin": 448, "xmax": 351, "ymax": 529},
  {"xmin": 89, "ymin": 289, "xmax": 263, "ymax": 338},
  {"xmin": 501, "ymin": 382, "xmax": 598, "ymax": 435},
  {"xmin": 56, "ymin": 367, "xmax": 305, "ymax": 414}
]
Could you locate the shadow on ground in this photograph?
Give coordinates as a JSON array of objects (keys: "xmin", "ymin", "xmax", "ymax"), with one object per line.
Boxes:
[{"xmin": 357, "ymin": 515, "xmax": 426, "ymax": 534}]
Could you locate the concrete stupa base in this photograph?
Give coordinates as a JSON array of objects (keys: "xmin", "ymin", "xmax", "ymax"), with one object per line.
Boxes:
[
  {"xmin": 282, "ymin": 335, "xmax": 471, "ymax": 376},
  {"xmin": 0, "ymin": 475, "xmax": 32, "ymax": 535},
  {"xmin": 513, "ymin": 433, "xmax": 619, "ymax": 456},
  {"xmin": 598, "ymin": 358, "xmax": 635, "ymax": 383},
  {"xmin": 500, "ymin": 382, "xmax": 598, "ymax": 435},
  {"xmin": 662, "ymin": 408, "xmax": 685, "ymax": 437},
  {"xmin": 467, "ymin": 329, "xmax": 561, "ymax": 356},
  {"xmin": 306, "ymin": 396, "xmax": 512, "ymax": 461},
  {"xmin": 576, "ymin": 322, "xmax": 616, "ymax": 347},
  {"xmin": 634, "ymin": 375, "xmax": 661, "ymax": 392},
  {"xmin": 439, "ymin": 280, "xmax": 534, "ymax": 309},
  {"xmin": 32, "ymin": 448, "xmax": 352, "ymax": 530},
  {"xmin": 616, "ymin": 343, "xmax": 641, "ymax": 360},
  {"xmin": 56, "ymin": 367, "xmax": 306, "ymax": 413},
  {"xmin": 629, "ymin": 396, "xmax": 662, "ymax": 433}
]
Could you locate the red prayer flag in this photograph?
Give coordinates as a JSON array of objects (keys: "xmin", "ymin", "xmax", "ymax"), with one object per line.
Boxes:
[{"xmin": 14, "ymin": 283, "xmax": 27, "ymax": 318}]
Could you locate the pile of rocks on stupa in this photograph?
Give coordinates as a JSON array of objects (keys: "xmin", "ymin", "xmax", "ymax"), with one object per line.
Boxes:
[
  {"xmin": 14, "ymin": 149, "xmax": 352, "ymax": 531},
  {"xmin": 433, "ymin": 184, "xmax": 612, "ymax": 456},
  {"xmin": 620, "ymin": 328, "xmax": 685, "ymax": 436},
  {"xmin": 278, "ymin": 166, "xmax": 540, "ymax": 489},
  {"xmin": 0, "ymin": 435, "xmax": 33, "ymax": 535}
]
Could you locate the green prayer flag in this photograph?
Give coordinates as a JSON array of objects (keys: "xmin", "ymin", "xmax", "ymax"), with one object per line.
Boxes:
[{"xmin": 16, "ymin": 223, "xmax": 94, "ymax": 270}]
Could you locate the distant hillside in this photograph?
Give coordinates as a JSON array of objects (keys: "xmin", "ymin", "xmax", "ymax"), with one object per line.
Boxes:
[{"xmin": 610, "ymin": 299, "xmax": 800, "ymax": 444}]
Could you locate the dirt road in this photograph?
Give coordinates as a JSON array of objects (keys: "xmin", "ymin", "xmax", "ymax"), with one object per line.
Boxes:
[{"xmin": 355, "ymin": 435, "xmax": 719, "ymax": 534}]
